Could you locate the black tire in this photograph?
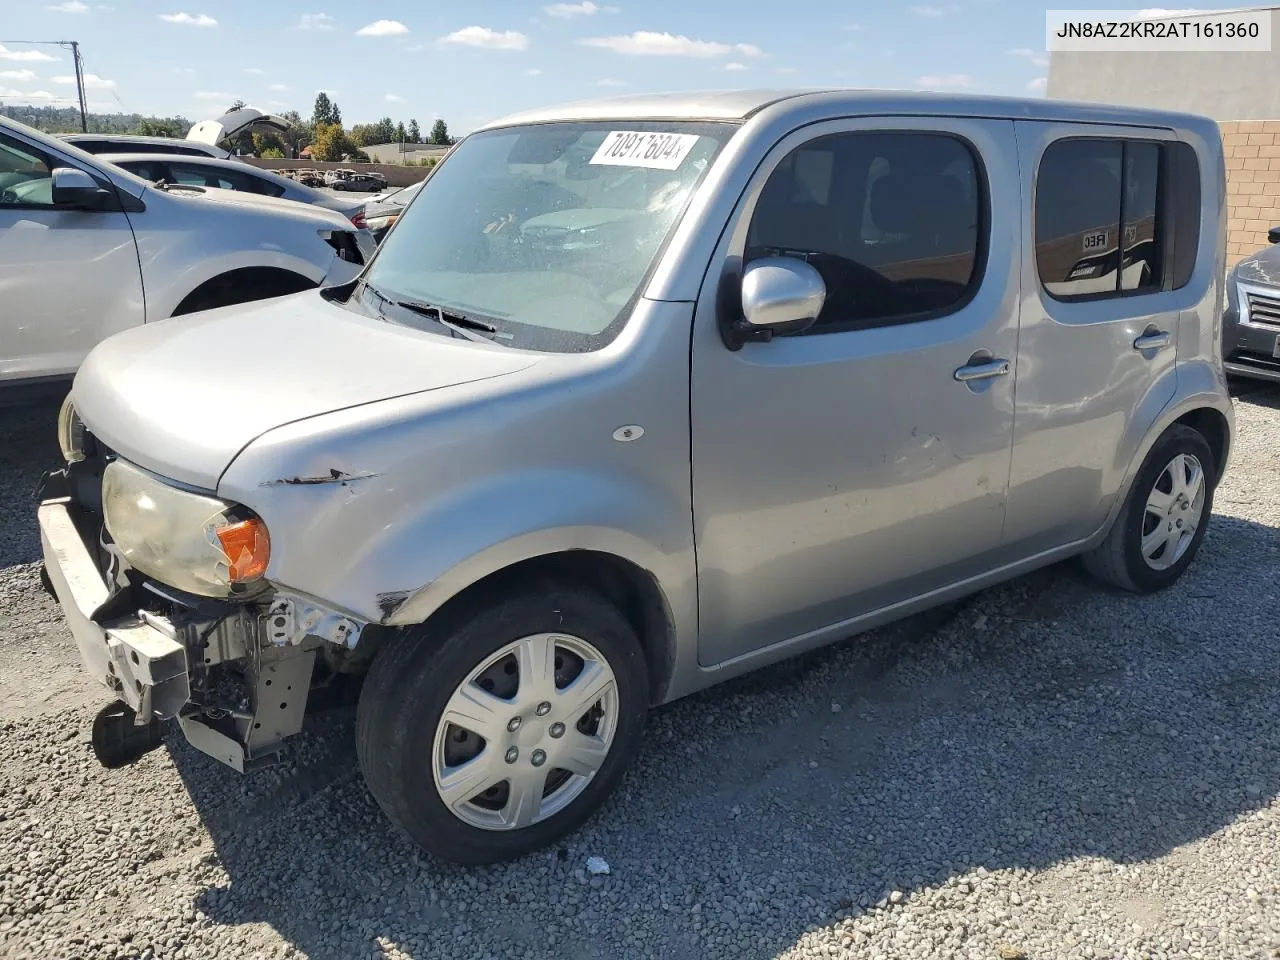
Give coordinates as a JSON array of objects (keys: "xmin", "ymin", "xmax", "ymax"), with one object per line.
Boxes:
[
  {"xmin": 1082, "ymin": 424, "xmax": 1216, "ymax": 593},
  {"xmin": 356, "ymin": 581, "xmax": 649, "ymax": 864}
]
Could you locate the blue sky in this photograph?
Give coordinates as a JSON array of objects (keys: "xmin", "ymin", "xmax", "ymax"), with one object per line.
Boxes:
[{"xmin": 0, "ymin": 0, "xmax": 1258, "ymax": 134}]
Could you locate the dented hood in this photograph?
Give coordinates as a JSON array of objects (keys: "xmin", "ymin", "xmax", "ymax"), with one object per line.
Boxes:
[{"xmin": 72, "ymin": 291, "xmax": 538, "ymax": 490}]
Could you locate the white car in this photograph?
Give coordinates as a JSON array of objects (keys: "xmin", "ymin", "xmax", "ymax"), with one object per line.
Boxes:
[
  {"xmin": 0, "ymin": 115, "xmax": 376, "ymax": 399},
  {"xmin": 97, "ymin": 153, "xmax": 368, "ymax": 227}
]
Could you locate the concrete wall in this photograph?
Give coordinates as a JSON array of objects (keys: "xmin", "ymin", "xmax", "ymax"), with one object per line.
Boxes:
[
  {"xmin": 1221, "ymin": 121, "xmax": 1280, "ymax": 266},
  {"xmin": 239, "ymin": 157, "xmax": 431, "ymax": 188},
  {"xmin": 1046, "ymin": 7, "xmax": 1280, "ymax": 120}
]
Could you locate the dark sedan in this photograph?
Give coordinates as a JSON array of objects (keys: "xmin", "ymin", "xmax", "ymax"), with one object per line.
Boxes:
[{"xmin": 1224, "ymin": 226, "xmax": 1280, "ymax": 383}]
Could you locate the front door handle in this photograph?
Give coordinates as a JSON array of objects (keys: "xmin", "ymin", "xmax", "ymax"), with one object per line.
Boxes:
[
  {"xmin": 954, "ymin": 358, "xmax": 1010, "ymax": 382},
  {"xmin": 1133, "ymin": 329, "xmax": 1172, "ymax": 351}
]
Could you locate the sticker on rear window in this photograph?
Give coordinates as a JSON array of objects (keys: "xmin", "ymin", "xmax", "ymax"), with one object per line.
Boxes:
[{"xmin": 590, "ymin": 131, "xmax": 700, "ymax": 171}]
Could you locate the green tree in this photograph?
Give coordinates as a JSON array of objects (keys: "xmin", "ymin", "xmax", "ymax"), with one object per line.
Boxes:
[
  {"xmin": 251, "ymin": 130, "xmax": 286, "ymax": 157},
  {"xmin": 312, "ymin": 92, "xmax": 341, "ymax": 127},
  {"xmin": 396, "ymin": 121, "xmax": 407, "ymax": 142},
  {"xmin": 407, "ymin": 118, "xmax": 421, "ymax": 143},
  {"xmin": 259, "ymin": 145, "xmax": 285, "ymax": 159},
  {"xmin": 134, "ymin": 117, "xmax": 186, "ymax": 138},
  {"xmin": 429, "ymin": 119, "xmax": 452, "ymax": 145},
  {"xmin": 226, "ymin": 98, "xmax": 247, "ymax": 114},
  {"xmin": 309, "ymin": 121, "xmax": 345, "ymax": 162},
  {"xmin": 348, "ymin": 122, "xmax": 378, "ymax": 147},
  {"xmin": 278, "ymin": 109, "xmax": 312, "ymax": 159}
]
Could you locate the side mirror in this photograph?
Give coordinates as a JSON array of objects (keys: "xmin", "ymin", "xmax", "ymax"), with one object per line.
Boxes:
[
  {"xmin": 725, "ymin": 256, "xmax": 826, "ymax": 348},
  {"xmin": 1268, "ymin": 225, "xmax": 1280, "ymax": 245},
  {"xmin": 51, "ymin": 167, "xmax": 111, "ymax": 210}
]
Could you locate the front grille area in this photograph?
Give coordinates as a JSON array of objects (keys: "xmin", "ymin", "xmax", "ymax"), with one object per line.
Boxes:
[{"xmin": 1245, "ymin": 291, "xmax": 1280, "ymax": 327}]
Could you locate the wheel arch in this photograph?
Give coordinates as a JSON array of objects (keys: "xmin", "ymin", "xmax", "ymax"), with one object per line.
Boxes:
[
  {"xmin": 170, "ymin": 265, "xmax": 319, "ymax": 317},
  {"xmin": 1173, "ymin": 405, "xmax": 1230, "ymax": 484},
  {"xmin": 391, "ymin": 550, "xmax": 678, "ymax": 707}
]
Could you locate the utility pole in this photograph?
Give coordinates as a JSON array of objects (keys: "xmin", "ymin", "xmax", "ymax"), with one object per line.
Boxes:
[{"xmin": 67, "ymin": 41, "xmax": 87, "ymax": 132}]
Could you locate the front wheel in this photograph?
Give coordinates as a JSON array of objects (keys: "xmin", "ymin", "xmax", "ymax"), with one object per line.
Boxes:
[
  {"xmin": 1082, "ymin": 423, "xmax": 1216, "ymax": 593},
  {"xmin": 356, "ymin": 582, "xmax": 649, "ymax": 864}
]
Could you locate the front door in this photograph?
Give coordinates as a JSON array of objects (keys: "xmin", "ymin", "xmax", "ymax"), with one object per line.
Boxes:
[
  {"xmin": 691, "ymin": 117, "xmax": 1021, "ymax": 666},
  {"xmin": 1002, "ymin": 122, "xmax": 1185, "ymax": 555},
  {"xmin": 0, "ymin": 130, "xmax": 143, "ymax": 383}
]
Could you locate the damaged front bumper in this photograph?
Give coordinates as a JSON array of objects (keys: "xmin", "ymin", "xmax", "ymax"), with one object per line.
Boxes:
[{"xmin": 38, "ymin": 474, "xmax": 367, "ymax": 772}]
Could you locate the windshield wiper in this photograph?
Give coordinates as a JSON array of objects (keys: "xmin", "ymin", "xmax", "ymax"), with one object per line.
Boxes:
[
  {"xmin": 358, "ymin": 280, "xmax": 503, "ymax": 344},
  {"xmin": 392, "ymin": 298, "xmax": 500, "ymax": 343}
]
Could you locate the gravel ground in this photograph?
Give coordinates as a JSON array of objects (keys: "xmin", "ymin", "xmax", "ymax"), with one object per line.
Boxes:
[{"xmin": 1, "ymin": 388, "xmax": 1278, "ymax": 960}]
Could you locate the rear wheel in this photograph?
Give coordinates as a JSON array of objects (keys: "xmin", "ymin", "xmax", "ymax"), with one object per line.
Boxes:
[
  {"xmin": 1082, "ymin": 424, "xmax": 1216, "ymax": 593},
  {"xmin": 356, "ymin": 582, "xmax": 649, "ymax": 864}
]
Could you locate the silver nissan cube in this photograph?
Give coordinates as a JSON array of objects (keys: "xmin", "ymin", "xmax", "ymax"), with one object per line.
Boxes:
[{"xmin": 38, "ymin": 89, "xmax": 1233, "ymax": 864}]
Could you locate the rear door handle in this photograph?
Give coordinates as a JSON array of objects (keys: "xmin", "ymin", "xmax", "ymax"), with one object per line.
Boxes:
[
  {"xmin": 1133, "ymin": 330, "xmax": 1171, "ymax": 351},
  {"xmin": 954, "ymin": 358, "xmax": 1010, "ymax": 382}
]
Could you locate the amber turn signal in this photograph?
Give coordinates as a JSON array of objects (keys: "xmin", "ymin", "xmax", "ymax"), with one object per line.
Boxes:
[{"xmin": 215, "ymin": 518, "xmax": 271, "ymax": 583}]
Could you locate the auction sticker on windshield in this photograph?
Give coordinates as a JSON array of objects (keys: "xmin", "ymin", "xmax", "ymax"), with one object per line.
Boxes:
[{"xmin": 590, "ymin": 131, "xmax": 701, "ymax": 171}]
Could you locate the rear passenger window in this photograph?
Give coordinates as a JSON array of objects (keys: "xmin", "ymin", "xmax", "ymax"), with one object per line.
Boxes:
[
  {"xmin": 745, "ymin": 131, "xmax": 985, "ymax": 333},
  {"xmin": 1035, "ymin": 136, "xmax": 1199, "ymax": 300}
]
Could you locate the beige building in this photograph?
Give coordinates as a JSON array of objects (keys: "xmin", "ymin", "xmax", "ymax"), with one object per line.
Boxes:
[
  {"xmin": 360, "ymin": 142, "xmax": 452, "ymax": 165},
  {"xmin": 1048, "ymin": 5, "xmax": 1280, "ymax": 265}
]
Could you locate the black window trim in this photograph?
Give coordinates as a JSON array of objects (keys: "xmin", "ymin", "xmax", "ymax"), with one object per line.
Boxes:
[
  {"xmin": 1035, "ymin": 133, "xmax": 1188, "ymax": 305},
  {"xmin": 743, "ymin": 127, "xmax": 992, "ymax": 339}
]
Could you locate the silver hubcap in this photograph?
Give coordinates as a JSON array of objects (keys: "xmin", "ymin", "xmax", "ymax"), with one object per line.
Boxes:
[
  {"xmin": 1141, "ymin": 452, "xmax": 1206, "ymax": 571},
  {"xmin": 431, "ymin": 633, "xmax": 619, "ymax": 831}
]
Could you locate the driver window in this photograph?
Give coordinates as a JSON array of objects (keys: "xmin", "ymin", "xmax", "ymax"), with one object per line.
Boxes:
[
  {"xmin": 745, "ymin": 130, "xmax": 986, "ymax": 333},
  {"xmin": 0, "ymin": 134, "xmax": 55, "ymax": 207}
]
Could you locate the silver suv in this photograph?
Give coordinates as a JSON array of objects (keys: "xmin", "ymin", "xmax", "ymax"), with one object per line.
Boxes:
[{"xmin": 38, "ymin": 90, "xmax": 1233, "ymax": 864}]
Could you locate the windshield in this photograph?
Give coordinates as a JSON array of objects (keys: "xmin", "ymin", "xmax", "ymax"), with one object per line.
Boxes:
[{"xmin": 357, "ymin": 120, "xmax": 735, "ymax": 352}]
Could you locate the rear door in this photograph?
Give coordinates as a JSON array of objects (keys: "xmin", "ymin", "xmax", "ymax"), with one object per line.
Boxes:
[
  {"xmin": 1004, "ymin": 122, "xmax": 1195, "ymax": 554},
  {"xmin": 0, "ymin": 130, "xmax": 143, "ymax": 383}
]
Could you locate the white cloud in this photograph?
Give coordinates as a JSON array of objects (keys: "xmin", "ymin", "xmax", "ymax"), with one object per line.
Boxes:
[
  {"xmin": 53, "ymin": 72, "xmax": 114, "ymax": 89},
  {"xmin": 911, "ymin": 4, "xmax": 959, "ymax": 16},
  {"xmin": 596, "ymin": 78, "xmax": 626, "ymax": 86},
  {"xmin": 0, "ymin": 69, "xmax": 38, "ymax": 81},
  {"xmin": 1027, "ymin": 76, "xmax": 1047, "ymax": 92},
  {"xmin": 268, "ymin": 82, "xmax": 289, "ymax": 91},
  {"xmin": 356, "ymin": 19, "xmax": 409, "ymax": 37},
  {"xmin": 775, "ymin": 66, "xmax": 799, "ymax": 74},
  {"xmin": 916, "ymin": 73, "xmax": 975, "ymax": 88},
  {"xmin": 158, "ymin": 12, "xmax": 217, "ymax": 26},
  {"xmin": 194, "ymin": 90, "xmax": 231, "ymax": 100},
  {"xmin": 385, "ymin": 93, "xmax": 404, "ymax": 102},
  {"xmin": 298, "ymin": 12, "xmax": 333, "ymax": 30},
  {"xmin": 268, "ymin": 100, "xmax": 290, "ymax": 108},
  {"xmin": 48, "ymin": 1, "xmax": 89, "ymax": 11},
  {"xmin": 0, "ymin": 86, "xmax": 74, "ymax": 104},
  {"xmin": 440, "ymin": 26, "xmax": 530, "ymax": 50},
  {"xmin": 1008, "ymin": 47, "xmax": 1049, "ymax": 68},
  {"xmin": 174, "ymin": 67, "xmax": 196, "ymax": 74},
  {"xmin": 544, "ymin": 1, "xmax": 617, "ymax": 17},
  {"xmin": 244, "ymin": 67, "xmax": 263, "ymax": 74},
  {"xmin": 723, "ymin": 61, "xmax": 748, "ymax": 72},
  {"xmin": 526, "ymin": 67, "xmax": 543, "ymax": 76},
  {"xmin": 581, "ymin": 31, "xmax": 764, "ymax": 58},
  {"xmin": 0, "ymin": 44, "xmax": 59, "ymax": 62}
]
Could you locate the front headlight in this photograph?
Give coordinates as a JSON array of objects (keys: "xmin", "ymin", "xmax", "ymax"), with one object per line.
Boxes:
[
  {"xmin": 57, "ymin": 395, "xmax": 87, "ymax": 463},
  {"xmin": 102, "ymin": 459, "xmax": 270, "ymax": 598}
]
